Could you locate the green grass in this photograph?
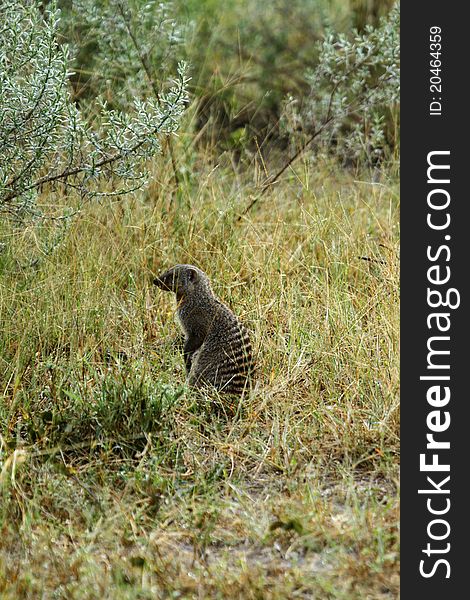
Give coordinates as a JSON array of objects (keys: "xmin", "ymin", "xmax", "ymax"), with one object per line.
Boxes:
[{"xmin": 0, "ymin": 146, "xmax": 399, "ymax": 598}]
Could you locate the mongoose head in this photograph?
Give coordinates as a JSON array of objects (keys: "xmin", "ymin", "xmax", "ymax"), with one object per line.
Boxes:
[{"xmin": 153, "ymin": 264, "xmax": 212, "ymax": 301}]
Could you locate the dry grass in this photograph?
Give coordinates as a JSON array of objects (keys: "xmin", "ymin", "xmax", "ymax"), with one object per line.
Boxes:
[{"xmin": 0, "ymin": 147, "xmax": 399, "ymax": 598}]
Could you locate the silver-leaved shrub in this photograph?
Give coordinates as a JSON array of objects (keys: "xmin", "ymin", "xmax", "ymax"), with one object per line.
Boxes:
[
  {"xmin": 282, "ymin": 2, "xmax": 399, "ymax": 164},
  {"xmin": 0, "ymin": 1, "xmax": 189, "ymax": 221}
]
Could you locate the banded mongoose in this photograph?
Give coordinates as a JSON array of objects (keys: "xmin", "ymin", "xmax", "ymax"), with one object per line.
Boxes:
[{"xmin": 153, "ymin": 264, "xmax": 253, "ymax": 395}]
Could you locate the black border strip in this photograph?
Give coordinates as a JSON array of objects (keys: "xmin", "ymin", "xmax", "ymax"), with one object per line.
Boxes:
[{"xmin": 401, "ymin": 2, "xmax": 467, "ymax": 596}]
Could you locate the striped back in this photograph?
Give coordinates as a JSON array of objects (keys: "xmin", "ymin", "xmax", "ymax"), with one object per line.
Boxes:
[{"xmin": 189, "ymin": 312, "xmax": 253, "ymax": 395}]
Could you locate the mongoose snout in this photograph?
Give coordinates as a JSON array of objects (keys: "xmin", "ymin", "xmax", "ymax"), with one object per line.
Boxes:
[
  {"xmin": 153, "ymin": 275, "xmax": 172, "ymax": 292},
  {"xmin": 153, "ymin": 264, "xmax": 253, "ymax": 395},
  {"xmin": 153, "ymin": 265, "xmax": 199, "ymax": 299}
]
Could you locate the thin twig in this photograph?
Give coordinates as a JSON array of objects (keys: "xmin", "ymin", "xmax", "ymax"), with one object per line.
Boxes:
[{"xmin": 236, "ymin": 116, "xmax": 334, "ymax": 221}]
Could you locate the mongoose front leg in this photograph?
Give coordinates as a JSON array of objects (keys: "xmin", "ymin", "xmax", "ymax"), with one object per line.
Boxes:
[{"xmin": 183, "ymin": 336, "xmax": 203, "ymax": 375}]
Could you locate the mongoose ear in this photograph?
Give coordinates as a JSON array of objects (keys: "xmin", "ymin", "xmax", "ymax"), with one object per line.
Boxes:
[{"xmin": 187, "ymin": 268, "xmax": 197, "ymax": 282}]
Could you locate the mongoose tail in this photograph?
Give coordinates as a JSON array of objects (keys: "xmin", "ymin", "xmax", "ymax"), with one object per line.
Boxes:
[{"xmin": 154, "ymin": 264, "xmax": 253, "ymax": 395}]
